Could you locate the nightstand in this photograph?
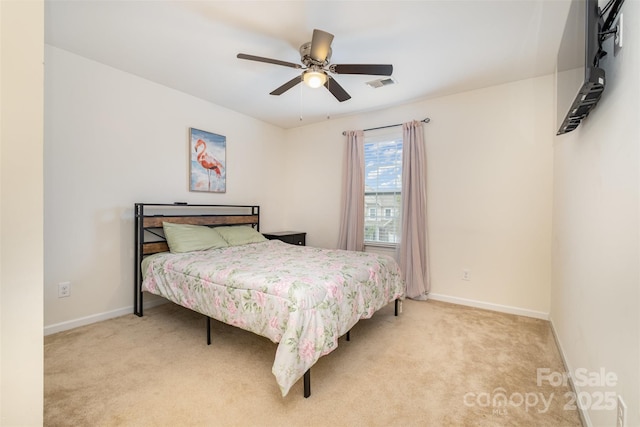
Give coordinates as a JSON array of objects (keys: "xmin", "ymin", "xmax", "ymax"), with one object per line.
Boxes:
[{"xmin": 262, "ymin": 231, "xmax": 306, "ymax": 246}]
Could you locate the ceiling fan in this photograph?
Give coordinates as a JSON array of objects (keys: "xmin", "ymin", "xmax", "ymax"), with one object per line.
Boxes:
[{"xmin": 237, "ymin": 29, "xmax": 393, "ymax": 102}]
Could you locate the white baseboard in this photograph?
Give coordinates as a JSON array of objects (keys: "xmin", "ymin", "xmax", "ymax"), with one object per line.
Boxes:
[
  {"xmin": 428, "ymin": 293, "xmax": 549, "ymax": 320},
  {"xmin": 548, "ymin": 316, "xmax": 591, "ymax": 427},
  {"xmin": 44, "ymin": 293, "xmax": 547, "ymax": 334},
  {"xmin": 44, "ymin": 298, "xmax": 167, "ymax": 336}
]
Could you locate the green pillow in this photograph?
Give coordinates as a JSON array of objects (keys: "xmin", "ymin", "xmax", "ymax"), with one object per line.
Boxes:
[
  {"xmin": 215, "ymin": 225, "xmax": 267, "ymax": 246},
  {"xmin": 162, "ymin": 222, "xmax": 229, "ymax": 253}
]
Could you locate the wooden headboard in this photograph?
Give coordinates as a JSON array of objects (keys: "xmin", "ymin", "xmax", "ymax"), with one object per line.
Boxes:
[{"xmin": 134, "ymin": 203, "xmax": 260, "ymax": 316}]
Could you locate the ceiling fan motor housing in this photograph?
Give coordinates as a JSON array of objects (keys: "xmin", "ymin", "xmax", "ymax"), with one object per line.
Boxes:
[{"xmin": 299, "ymin": 42, "xmax": 331, "ymax": 67}]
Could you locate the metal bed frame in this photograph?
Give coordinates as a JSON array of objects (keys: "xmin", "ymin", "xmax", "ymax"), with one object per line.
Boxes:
[{"xmin": 134, "ymin": 202, "xmax": 399, "ymax": 398}]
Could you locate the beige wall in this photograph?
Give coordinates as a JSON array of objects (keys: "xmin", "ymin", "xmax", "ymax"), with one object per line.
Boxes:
[
  {"xmin": 45, "ymin": 45, "xmax": 555, "ymax": 327},
  {"xmin": 0, "ymin": 0, "xmax": 45, "ymax": 424},
  {"xmin": 44, "ymin": 46, "xmax": 288, "ymax": 329},
  {"xmin": 285, "ymin": 76, "xmax": 554, "ymax": 317},
  {"xmin": 550, "ymin": 0, "xmax": 639, "ymax": 425}
]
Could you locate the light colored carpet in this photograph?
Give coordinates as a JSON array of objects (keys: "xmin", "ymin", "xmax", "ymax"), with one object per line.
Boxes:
[{"xmin": 44, "ymin": 300, "xmax": 582, "ymax": 426}]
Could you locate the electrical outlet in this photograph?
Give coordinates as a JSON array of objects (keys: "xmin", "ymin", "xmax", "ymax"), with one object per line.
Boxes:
[
  {"xmin": 617, "ymin": 395, "xmax": 626, "ymax": 427},
  {"xmin": 462, "ymin": 269, "xmax": 471, "ymax": 281},
  {"xmin": 58, "ymin": 282, "xmax": 71, "ymax": 298}
]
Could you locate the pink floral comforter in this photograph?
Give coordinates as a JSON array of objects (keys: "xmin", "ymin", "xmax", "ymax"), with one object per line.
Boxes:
[{"xmin": 141, "ymin": 239, "xmax": 404, "ymax": 396}]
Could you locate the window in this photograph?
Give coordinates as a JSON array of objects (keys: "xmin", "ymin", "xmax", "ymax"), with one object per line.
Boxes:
[{"xmin": 364, "ymin": 130, "xmax": 402, "ymax": 245}]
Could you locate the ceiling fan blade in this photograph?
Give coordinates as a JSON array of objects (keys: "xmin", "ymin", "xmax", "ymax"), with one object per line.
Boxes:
[
  {"xmin": 324, "ymin": 76, "xmax": 351, "ymax": 102},
  {"xmin": 309, "ymin": 29, "xmax": 334, "ymax": 63},
  {"xmin": 330, "ymin": 64, "xmax": 393, "ymax": 76},
  {"xmin": 270, "ymin": 75, "xmax": 302, "ymax": 96},
  {"xmin": 237, "ymin": 53, "xmax": 302, "ymax": 69}
]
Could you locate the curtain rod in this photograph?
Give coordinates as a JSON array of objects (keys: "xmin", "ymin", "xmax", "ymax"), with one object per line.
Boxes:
[{"xmin": 342, "ymin": 117, "xmax": 430, "ymax": 136}]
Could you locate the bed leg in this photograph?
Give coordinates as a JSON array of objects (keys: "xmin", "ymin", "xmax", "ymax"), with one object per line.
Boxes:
[
  {"xmin": 395, "ymin": 299, "xmax": 399, "ymax": 316},
  {"xmin": 303, "ymin": 369, "xmax": 311, "ymax": 398},
  {"xmin": 207, "ymin": 317, "xmax": 211, "ymax": 345},
  {"xmin": 346, "ymin": 330, "xmax": 350, "ymax": 341}
]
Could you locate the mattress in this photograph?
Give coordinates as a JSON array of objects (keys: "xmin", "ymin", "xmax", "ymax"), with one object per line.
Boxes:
[{"xmin": 141, "ymin": 239, "xmax": 404, "ymax": 396}]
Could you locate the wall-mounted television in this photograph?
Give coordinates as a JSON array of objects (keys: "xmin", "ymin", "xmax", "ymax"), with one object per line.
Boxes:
[{"xmin": 555, "ymin": 0, "xmax": 605, "ymax": 135}]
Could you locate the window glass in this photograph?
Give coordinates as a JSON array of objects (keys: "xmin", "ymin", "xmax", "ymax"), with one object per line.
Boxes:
[{"xmin": 364, "ymin": 130, "xmax": 402, "ymax": 245}]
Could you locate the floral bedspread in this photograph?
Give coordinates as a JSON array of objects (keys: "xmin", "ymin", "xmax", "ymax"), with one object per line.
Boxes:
[{"xmin": 141, "ymin": 239, "xmax": 404, "ymax": 396}]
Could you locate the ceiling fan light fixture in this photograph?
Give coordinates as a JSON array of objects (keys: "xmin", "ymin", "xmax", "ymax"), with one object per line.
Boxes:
[{"xmin": 303, "ymin": 70, "xmax": 327, "ymax": 88}]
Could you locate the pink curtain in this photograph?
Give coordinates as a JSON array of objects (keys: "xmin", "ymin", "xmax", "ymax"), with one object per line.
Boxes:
[
  {"xmin": 398, "ymin": 121, "xmax": 430, "ymax": 299},
  {"xmin": 337, "ymin": 130, "xmax": 365, "ymax": 251}
]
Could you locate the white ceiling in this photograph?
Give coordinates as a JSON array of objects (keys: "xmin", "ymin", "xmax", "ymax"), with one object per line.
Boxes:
[{"xmin": 45, "ymin": 0, "xmax": 571, "ymax": 129}]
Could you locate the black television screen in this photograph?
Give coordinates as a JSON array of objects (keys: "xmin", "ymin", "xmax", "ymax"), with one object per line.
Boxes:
[{"xmin": 555, "ymin": 0, "xmax": 605, "ymax": 135}]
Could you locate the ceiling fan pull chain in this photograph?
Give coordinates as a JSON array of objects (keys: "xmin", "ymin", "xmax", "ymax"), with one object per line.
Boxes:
[{"xmin": 299, "ymin": 82, "xmax": 303, "ymax": 122}]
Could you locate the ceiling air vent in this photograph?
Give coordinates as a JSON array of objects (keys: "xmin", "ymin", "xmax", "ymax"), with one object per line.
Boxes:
[{"xmin": 366, "ymin": 77, "xmax": 397, "ymax": 88}]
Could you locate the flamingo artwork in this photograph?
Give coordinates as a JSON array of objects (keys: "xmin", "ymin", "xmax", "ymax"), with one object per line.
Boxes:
[{"xmin": 194, "ymin": 138, "xmax": 225, "ymax": 192}]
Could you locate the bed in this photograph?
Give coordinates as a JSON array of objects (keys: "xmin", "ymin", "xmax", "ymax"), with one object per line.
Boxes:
[{"xmin": 134, "ymin": 203, "xmax": 404, "ymax": 397}]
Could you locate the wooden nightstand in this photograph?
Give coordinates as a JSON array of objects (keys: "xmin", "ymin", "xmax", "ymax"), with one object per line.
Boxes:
[{"xmin": 262, "ymin": 231, "xmax": 306, "ymax": 246}]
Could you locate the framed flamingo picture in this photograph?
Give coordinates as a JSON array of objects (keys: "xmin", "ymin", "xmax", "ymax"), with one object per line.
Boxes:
[{"xmin": 189, "ymin": 128, "xmax": 226, "ymax": 193}]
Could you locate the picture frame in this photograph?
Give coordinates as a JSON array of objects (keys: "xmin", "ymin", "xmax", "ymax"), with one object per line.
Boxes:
[{"xmin": 189, "ymin": 128, "xmax": 226, "ymax": 193}]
